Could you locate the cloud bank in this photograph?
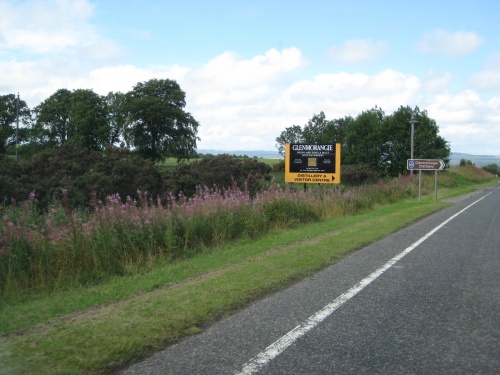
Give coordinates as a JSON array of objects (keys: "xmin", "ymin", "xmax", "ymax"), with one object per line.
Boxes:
[{"xmin": 1, "ymin": 1, "xmax": 499, "ymax": 155}]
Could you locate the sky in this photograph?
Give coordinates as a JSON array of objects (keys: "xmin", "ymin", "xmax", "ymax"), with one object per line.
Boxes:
[{"xmin": 1, "ymin": 0, "xmax": 499, "ymax": 155}]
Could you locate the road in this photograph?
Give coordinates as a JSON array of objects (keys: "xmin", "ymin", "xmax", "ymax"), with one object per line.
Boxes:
[{"xmin": 121, "ymin": 186, "xmax": 500, "ymax": 374}]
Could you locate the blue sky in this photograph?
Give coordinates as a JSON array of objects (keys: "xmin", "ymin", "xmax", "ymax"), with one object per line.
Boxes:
[{"xmin": 1, "ymin": 0, "xmax": 499, "ymax": 155}]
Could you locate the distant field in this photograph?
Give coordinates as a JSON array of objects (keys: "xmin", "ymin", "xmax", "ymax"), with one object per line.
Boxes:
[
  {"xmin": 449, "ymin": 152, "xmax": 500, "ymax": 166},
  {"xmin": 160, "ymin": 155, "xmax": 282, "ymax": 168}
]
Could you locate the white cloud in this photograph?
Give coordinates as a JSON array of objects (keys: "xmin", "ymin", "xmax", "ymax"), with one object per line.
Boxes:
[
  {"xmin": 469, "ymin": 69, "xmax": 500, "ymax": 91},
  {"xmin": 188, "ymin": 47, "xmax": 305, "ymax": 91},
  {"xmin": 184, "ymin": 65, "xmax": 423, "ymax": 150},
  {"xmin": 281, "ymin": 69, "xmax": 419, "ymax": 116},
  {"xmin": 328, "ymin": 39, "xmax": 389, "ymax": 64},
  {"xmin": 0, "ymin": 0, "xmax": 124, "ymax": 71},
  {"xmin": 1, "ymin": 26, "xmax": 499, "ymax": 155},
  {"xmin": 468, "ymin": 52, "xmax": 500, "ymax": 92},
  {"xmin": 427, "ymin": 90, "xmax": 500, "ymax": 154},
  {"xmin": 422, "ymin": 71, "xmax": 452, "ymax": 93},
  {"xmin": 417, "ymin": 29, "xmax": 484, "ymax": 56},
  {"xmin": 71, "ymin": 64, "xmax": 191, "ymax": 95}
]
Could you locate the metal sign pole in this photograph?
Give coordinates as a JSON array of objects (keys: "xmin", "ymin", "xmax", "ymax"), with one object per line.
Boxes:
[
  {"xmin": 435, "ymin": 170, "xmax": 438, "ymax": 202},
  {"xmin": 419, "ymin": 170, "xmax": 422, "ymax": 202}
]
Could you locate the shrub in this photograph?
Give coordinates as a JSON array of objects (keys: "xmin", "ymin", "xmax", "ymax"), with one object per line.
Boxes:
[
  {"xmin": 162, "ymin": 154, "xmax": 272, "ymax": 198},
  {"xmin": 1, "ymin": 144, "xmax": 163, "ymax": 210},
  {"xmin": 341, "ymin": 164, "xmax": 381, "ymax": 185},
  {"xmin": 0, "ymin": 155, "xmax": 32, "ymax": 205},
  {"xmin": 483, "ymin": 163, "xmax": 500, "ymax": 176}
]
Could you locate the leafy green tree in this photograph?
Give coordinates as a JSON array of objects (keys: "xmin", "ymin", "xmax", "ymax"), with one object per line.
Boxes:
[
  {"xmin": 302, "ymin": 112, "xmax": 331, "ymax": 143},
  {"xmin": 105, "ymin": 91, "xmax": 128, "ymax": 146},
  {"xmin": 275, "ymin": 113, "xmax": 352, "ymax": 156},
  {"xmin": 379, "ymin": 106, "xmax": 412, "ymax": 176},
  {"xmin": 126, "ymin": 79, "xmax": 199, "ymax": 162},
  {"xmin": 34, "ymin": 88, "xmax": 121, "ymax": 151},
  {"xmin": 35, "ymin": 88, "xmax": 73, "ymax": 145},
  {"xmin": 344, "ymin": 107, "xmax": 385, "ymax": 168},
  {"xmin": 69, "ymin": 89, "xmax": 110, "ymax": 150},
  {"xmin": 275, "ymin": 125, "xmax": 304, "ymax": 155},
  {"xmin": 276, "ymin": 105, "xmax": 449, "ymax": 177},
  {"xmin": 0, "ymin": 94, "xmax": 31, "ymax": 154},
  {"xmin": 410, "ymin": 108, "xmax": 450, "ymax": 163}
]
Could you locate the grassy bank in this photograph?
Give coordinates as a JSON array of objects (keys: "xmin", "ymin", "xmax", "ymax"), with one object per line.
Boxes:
[
  {"xmin": 0, "ymin": 178, "xmax": 416, "ymax": 299},
  {"xmin": 0, "ymin": 166, "xmax": 496, "ymax": 374}
]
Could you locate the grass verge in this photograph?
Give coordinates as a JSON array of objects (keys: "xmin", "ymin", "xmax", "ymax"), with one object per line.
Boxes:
[{"xmin": 0, "ymin": 198, "xmax": 453, "ymax": 374}]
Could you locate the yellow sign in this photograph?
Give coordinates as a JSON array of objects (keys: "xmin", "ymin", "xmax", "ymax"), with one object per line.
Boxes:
[{"xmin": 285, "ymin": 143, "xmax": 341, "ymax": 184}]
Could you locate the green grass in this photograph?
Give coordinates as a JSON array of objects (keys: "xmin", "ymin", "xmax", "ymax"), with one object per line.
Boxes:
[
  {"xmin": 420, "ymin": 167, "xmax": 498, "ymax": 201},
  {"xmin": 0, "ymin": 199, "xmax": 452, "ymax": 374}
]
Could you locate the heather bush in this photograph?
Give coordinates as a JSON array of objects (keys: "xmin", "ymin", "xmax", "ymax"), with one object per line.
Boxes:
[
  {"xmin": 483, "ymin": 163, "xmax": 500, "ymax": 176},
  {"xmin": 1, "ymin": 148, "xmax": 274, "ymax": 213},
  {"xmin": 0, "ymin": 155, "xmax": 32, "ymax": 205},
  {"xmin": 0, "ymin": 143, "xmax": 164, "ymax": 210},
  {"xmin": 0, "ymin": 176, "xmax": 419, "ymax": 297},
  {"xmin": 22, "ymin": 145, "xmax": 161, "ymax": 209},
  {"xmin": 162, "ymin": 154, "xmax": 272, "ymax": 198},
  {"xmin": 341, "ymin": 164, "xmax": 381, "ymax": 185}
]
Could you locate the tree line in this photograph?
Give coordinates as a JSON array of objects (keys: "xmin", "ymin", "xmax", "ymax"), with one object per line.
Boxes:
[
  {"xmin": 275, "ymin": 106, "xmax": 451, "ymax": 177},
  {"xmin": 0, "ymin": 79, "xmax": 199, "ymax": 162},
  {"xmin": 3, "ymin": 77, "xmax": 450, "ymax": 178}
]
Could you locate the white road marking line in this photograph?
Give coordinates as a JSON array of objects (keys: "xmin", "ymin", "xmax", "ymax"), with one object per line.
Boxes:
[{"xmin": 235, "ymin": 192, "xmax": 493, "ymax": 375}]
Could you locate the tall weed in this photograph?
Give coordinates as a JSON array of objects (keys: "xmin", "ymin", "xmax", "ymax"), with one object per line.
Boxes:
[{"xmin": 1, "ymin": 176, "xmax": 420, "ymax": 298}]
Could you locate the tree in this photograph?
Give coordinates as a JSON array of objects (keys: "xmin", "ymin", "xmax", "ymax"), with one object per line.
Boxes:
[
  {"xmin": 0, "ymin": 94, "xmax": 31, "ymax": 154},
  {"xmin": 276, "ymin": 105, "xmax": 450, "ymax": 177},
  {"xmin": 275, "ymin": 125, "xmax": 303, "ymax": 155},
  {"xmin": 344, "ymin": 107, "xmax": 385, "ymax": 168},
  {"xmin": 410, "ymin": 108, "xmax": 450, "ymax": 164},
  {"xmin": 105, "ymin": 91, "xmax": 128, "ymax": 146},
  {"xmin": 35, "ymin": 88, "xmax": 73, "ymax": 145},
  {"xmin": 459, "ymin": 159, "xmax": 474, "ymax": 166},
  {"xmin": 302, "ymin": 112, "xmax": 331, "ymax": 143},
  {"xmin": 379, "ymin": 106, "xmax": 410, "ymax": 176},
  {"xmin": 69, "ymin": 89, "xmax": 110, "ymax": 150},
  {"xmin": 126, "ymin": 79, "xmax": 199, "ymax": 162},
  {"xmin": 275, "ymin": 113, "xmax": 352, "ymax": 156},
  {"xmin": 34, "ymin": 88, "xmax": 121, "ymax": 151}
]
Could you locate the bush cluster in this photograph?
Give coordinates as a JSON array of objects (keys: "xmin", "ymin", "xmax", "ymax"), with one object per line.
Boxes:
[
  {"xmin": 340, "ymin": 164, "xmax": 381, "ymax": 185},
  {"xmin": 0, "ymin": 145, "xmax": 273, "ymax": 210},
  {"xmin": 162, "ymin": 154, "xmax": 272, "ymax": 198}
]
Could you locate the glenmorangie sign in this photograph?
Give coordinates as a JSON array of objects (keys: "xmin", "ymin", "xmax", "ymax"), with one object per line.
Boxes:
[{"xmin": 285, "ymin": 143, "xmax": 341, "ymax": 184}]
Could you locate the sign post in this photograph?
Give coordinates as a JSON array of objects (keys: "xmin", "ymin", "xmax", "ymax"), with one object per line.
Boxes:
[
  {"xmin": 285, "ymin": 144, "xmax": 341, "ymax": 185},
  {"xmin": 407, "ymin": 159, "xmax": 445, "ymax": 202}
]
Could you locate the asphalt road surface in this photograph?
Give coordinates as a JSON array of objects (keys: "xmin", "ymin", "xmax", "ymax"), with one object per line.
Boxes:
[{"xmin": 121, "ymin": 186, "xmax": 500, "ymax": 374}]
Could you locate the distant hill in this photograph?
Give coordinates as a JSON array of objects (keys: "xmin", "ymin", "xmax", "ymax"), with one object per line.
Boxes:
[
  {"xmin": 449, "ymin": 152, "xmax": 500, "ymax": 167},
  {"xmin": 197, "ymin": 149, "xmax": 500, "ymax": 166},
  {"xmin": 197, "ymin": 149, "xmax": 282, "ymax": 159}
]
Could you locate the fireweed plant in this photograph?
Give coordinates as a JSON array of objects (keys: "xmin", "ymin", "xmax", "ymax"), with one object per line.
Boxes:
[{"xmin": 0, "ymin": 177, "xmax": 417, "ymax": 297}]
